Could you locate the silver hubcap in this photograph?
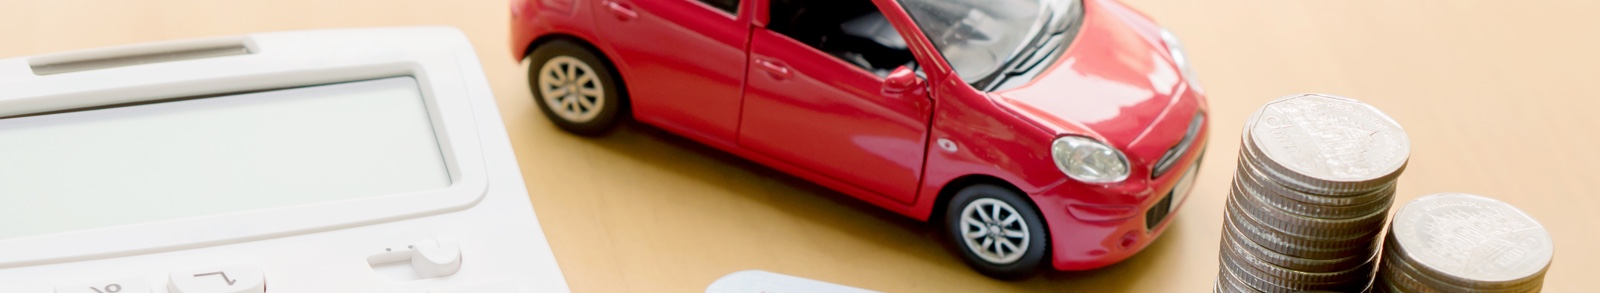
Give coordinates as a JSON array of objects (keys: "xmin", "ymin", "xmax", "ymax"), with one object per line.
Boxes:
[
  {"xmin": 538, "ymin": 56, "xmax": 605, "ymax": 123},
  {"xmin": 960, "ymin": 198, "xmax": 1030, "ymax": 264}
]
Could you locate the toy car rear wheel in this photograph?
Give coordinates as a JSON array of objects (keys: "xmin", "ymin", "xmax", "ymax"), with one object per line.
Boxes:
[
  {"xmin": 526, "ymin": 40, "xmax": 625, "ymax": 136},
  {"xmin": 943, "ymin": 184, "xmax": 1048, "ymax": 279}
]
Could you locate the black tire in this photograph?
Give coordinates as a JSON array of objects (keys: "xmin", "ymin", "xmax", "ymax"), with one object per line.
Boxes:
[
  {"xmin": 943, "ymin": 184, "xmax": 1049, "ymax": 280},
  {"xmin": 525, "ymin": 39, "xmax": 626, "ymax": 136}
]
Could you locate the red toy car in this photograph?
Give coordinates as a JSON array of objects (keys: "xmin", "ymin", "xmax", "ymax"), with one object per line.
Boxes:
[{"xmin": 512, "ymin": 0, "xmax": 1208, "ymax": 278}]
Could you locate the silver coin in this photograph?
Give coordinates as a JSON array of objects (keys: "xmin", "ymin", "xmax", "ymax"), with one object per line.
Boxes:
[
  {"xmin": 1218, "ymin": 263, "xmax": 1266, "ymax": 293},
  {"xmin": 1233, "ymin": 167, "xmax": 1395, "ymax": 219},
  {"xmin": 1379, "ymin": 244, "xmax": 1542, "ymax": 293},
  {"xmin": 1228, "ymin": 175, "xmax": 1395, "ymax": 225},
  {"xmin": 1236, "ymin": 153, "xmax": 1396, "ymax": 207},
  {"xmin": 1379, "ymin": 248, "xmax": 1452, "ymax": 293},
  {"xmin": 1242, "ymin": 94, "xmax": 1410, "ymax": 195},
  {"xmin": 1235, "ymin": 155, "xmax": 1395, "ymax": 207},
  {"xmin": 1220, "ymin": 235, "xmax": 1378, "ymax": 284},
  {"xmin": 1239, "ymin": 128, "xmax": 1390, "ymax": 196},
  {"xmin": 1389, "ymin": 193, "xmax": 1552, "ymax": 288},
  {"xmin": 1220, "ymin": 252, "xmax": 1320, "ymax": 293},
  {"xmin": 1223, "ymin": 215, "xmax": 1373, "ymax": 271},
  {"xmin": 1225, "ymin": 197, "xmax": 1381, "ymax": 259},
  {"xmin": 1226, "ymin": 190, "xmax": 1385, "ymax": 253},
  {"xmin": 1239, "ymin": 133, "xmax": 1386, "ymax": 197},
  {"xmin": 1219, "ymin": 225, "xmax": 1379, "ymax": 292},
  {"xmin": 1229, "ymin": 187, "xmax": 1390, "ymax": 240},
  {"xmin": 1221, "ymin": 252, "xmax": 1372, "ymax": 293},
  {"xmin": 1382, "ymin": 232, "xmax": 1548, "ymax": 293}
]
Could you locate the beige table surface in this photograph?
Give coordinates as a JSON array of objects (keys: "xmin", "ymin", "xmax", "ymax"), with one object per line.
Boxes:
[{"xmin": 3, "ymin": 0, "xmax": 1597, "ymax": 292}]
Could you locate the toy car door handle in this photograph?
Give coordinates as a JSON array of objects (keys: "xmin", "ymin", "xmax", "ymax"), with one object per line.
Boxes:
[
  {"xmin": 603, "ymin": 1, "xmax": 637, "ymax": 21},
  {"xmin": 755, "ymin": 58, "xmax": 791, "ymax": 80}
]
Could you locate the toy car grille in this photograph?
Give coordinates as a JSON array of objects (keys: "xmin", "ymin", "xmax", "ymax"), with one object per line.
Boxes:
[
  {"xmin": 1151, "ymin": 112, "xmax": 1204, "ymax": 178},
  {"xmin": 1145, "ymin": 192, "xmax": 1174, "ymax": 231}
]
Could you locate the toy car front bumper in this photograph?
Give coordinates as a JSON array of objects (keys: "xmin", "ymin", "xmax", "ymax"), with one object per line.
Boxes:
[{"xmin": 1036, "ymin": 138, "xmax": 1206, "ymax": 271}]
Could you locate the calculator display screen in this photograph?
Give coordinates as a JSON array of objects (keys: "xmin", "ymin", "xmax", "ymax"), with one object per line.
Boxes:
[{"xmin": 0, "ymin": 77, "xmax": 449, "ymax": 240}]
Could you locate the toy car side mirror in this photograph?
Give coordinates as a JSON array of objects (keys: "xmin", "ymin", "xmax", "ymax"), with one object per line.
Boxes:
[{"xmin": 882, "ymin": 66, "xmax": 925, "ymax": 96}]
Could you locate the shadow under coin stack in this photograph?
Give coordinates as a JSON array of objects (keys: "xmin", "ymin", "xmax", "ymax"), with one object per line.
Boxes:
[
  {"xmin": 1216, "ymin": 94, "xmax": 1411, "ymax": 293},
  {"xmin": 1376, "ymin": 193, "xmax": 1553, "ymax": 293}
]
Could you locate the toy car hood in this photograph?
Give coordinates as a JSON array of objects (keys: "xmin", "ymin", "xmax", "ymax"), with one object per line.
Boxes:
[{"xmin": 989, "ymin": 4, "xmax": 1188, "ymax": 148}]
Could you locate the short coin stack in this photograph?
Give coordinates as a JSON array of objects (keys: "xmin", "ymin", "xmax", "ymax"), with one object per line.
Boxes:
[
  {"xmin": 1216, "ymin": 94, "xmax": 1411, "ymax": 293},
  {"xmin": 1375, "ymin": 193, "xmax": 1553, "ymax": 293}
]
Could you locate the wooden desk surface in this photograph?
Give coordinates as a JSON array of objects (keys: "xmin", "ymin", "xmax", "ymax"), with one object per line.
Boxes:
[{"xmin": 3, "ymin": 0, "xmax": 1595, "ymax": 291}]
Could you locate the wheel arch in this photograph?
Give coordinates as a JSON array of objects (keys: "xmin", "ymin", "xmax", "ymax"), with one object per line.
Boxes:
[
  {"xmin": 522, "ymin": 33, "xmax": 605, "ymax": 62},
  {"xmin": 933, "ymin": 173, "xmax": 1055, "ymax": 276},
  {"xmin": 931, "ymin": 174, "xmax": 1047, "ymax": 233},
  {"xmin": 522, "ymin": 32, "xmax": 632, "ymax": 108}
]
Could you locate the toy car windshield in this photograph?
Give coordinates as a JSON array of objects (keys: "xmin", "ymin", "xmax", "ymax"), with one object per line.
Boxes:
[{"xmin": 901, "ymin": 0, "xmax": 1079, "ymax": 85}]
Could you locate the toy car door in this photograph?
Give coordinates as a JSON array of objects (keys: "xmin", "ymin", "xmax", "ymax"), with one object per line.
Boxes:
[
  {"xmin": 736, "ymin": 0, "xmax": 933, "ymax": 204},
  {"xmin": 591, "ymin": 0, "xmax": 750, "ymax": 142}
]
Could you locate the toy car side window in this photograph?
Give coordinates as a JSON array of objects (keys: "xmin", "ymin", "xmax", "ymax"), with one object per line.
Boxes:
[
  {"xmin": 767, "ymin": 0, "xmax": 917, "ymax": 77},
  {"xmin": 694, "ymin": 0, "xmax": 739, "ymax": 14}
]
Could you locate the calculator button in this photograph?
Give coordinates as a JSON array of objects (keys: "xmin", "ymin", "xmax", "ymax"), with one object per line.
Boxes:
[
  {"xmin": 411, "ymin": 238, "xmax": 462, "ymax": 278},
  {"xmin": 55, "ymin": 278, "xmax": 152, "ymax": 293},
  {"xmin": 168, "ymin": 265, "xmax": 264, "ymax": 293}
]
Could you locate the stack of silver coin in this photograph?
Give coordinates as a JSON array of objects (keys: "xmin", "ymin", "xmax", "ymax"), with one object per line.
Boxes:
[
  {"xmin": 1375, "ymin": 193, "xmax": 1552, "ymax": 293},
  {"xmin": 1216, "ymin": 94, "xmax": 1411, "ymax": 293}
]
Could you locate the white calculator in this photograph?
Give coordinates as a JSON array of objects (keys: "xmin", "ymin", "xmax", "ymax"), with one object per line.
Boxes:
[{"xmin": 0, "ymin": 27, "xmax": 569, "ymax": 292}]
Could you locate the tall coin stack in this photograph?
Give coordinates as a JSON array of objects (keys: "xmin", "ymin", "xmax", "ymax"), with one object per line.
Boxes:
[
  {"xmin": 1375, "ymin": 193, "xmax": 1553, "ymax": 293},
  {"xmin": 1216, "ymin": 94, "xmax": 1411, "ymax": 293}
]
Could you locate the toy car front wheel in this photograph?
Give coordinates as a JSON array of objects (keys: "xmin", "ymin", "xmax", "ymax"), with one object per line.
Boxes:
[
  {"xmin": 943, "ymin": 184, "xmax": 1049, "ymax": 279},
  {"xmin": 526, "ymin": 40, "xmax": 625, "ymax": 135}
]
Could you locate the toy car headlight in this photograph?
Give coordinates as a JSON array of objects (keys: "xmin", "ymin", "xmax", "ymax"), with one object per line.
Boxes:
[
  {"xmin": 1051, "ymin": 136, "xmax": 1131, "ymax": 183},
  {"xmin": 1159, "ymin": 29, "xmax": 1202, "ymax": 91}
]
